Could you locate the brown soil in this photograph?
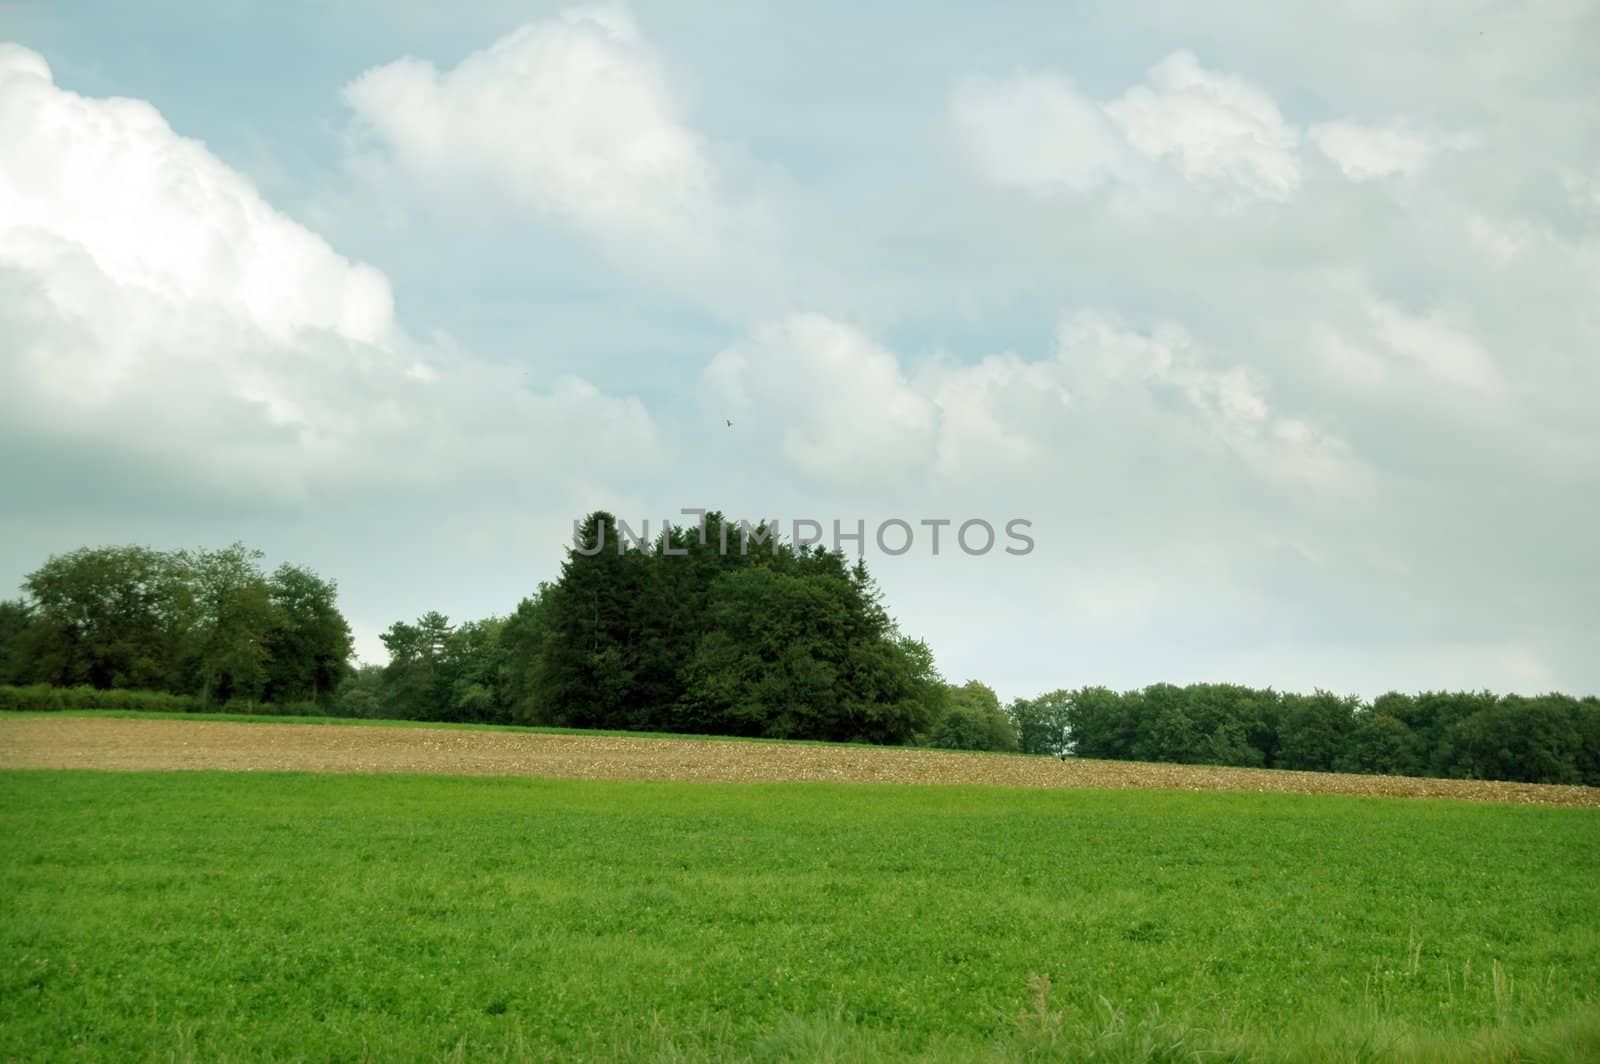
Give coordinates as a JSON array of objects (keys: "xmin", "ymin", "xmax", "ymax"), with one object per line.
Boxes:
[{"xmin": 1, "ymin": 716, "xmax": 1596, "ymax": 806}]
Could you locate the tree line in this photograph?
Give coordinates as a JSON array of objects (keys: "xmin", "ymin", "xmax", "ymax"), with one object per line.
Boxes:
[
  {"xmin": 0, "ymin": 544, "xmax": 352, "ymax": 707},
  {"xmin": 1009, "ymin": 685, "xmax": 1600, "ymax": 786},
  {"xmin": 2, "ymin": 521, "xmax": 1597, "ymax": 786}
]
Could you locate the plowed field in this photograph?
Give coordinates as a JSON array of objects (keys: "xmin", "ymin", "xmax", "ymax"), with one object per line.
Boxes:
[{"xmin": 3, "ymin": 715, "xmax": 1595, "ymax": 805}]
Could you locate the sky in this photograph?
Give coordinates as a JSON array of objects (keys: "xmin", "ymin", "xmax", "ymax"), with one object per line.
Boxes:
[{"xmin": 1, "ymin": 0, "xmax": 1596, "ymax": 701}]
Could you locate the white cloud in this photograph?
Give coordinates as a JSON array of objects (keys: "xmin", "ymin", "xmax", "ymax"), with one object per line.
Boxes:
[
  {"xmin": 341, "ymin": 6, "xmax": 783, "ymax": 309},
  {"xmin": 705, "ymin": 309, "xmax": 1362, "ymax": 492},
  {"xmin": 949, "ymin": 49, "xmax": 1499, "ymax": 213},
  {"xmin": 1566, "ymin": 171, "xmax": 1600, "ymax": 214},
  {"xmin": 1307, "ymin": 288, "xmax": 1505, "ymax": 399},
  {"xmin": 0, "ymin": 43, "xmax": 394, "ymax": 349},
  {"xmin": 1313, "ymin": 330, "xmax": 1394, "ymax": 391},
  {"xmin": 1132, "ymin": 0, "xmax": 1596, "ymax": 133},
  {"xmin": 0, "ymin": 44, "xmax": 655, "ymax": 500},
  {"xmin": 1369, "ymin": 302, "xmax": 1503, "ymax": 396},
  {"xmin": 344, "ymin": 8, "xmax": 704, "ymax": 238},
  {"xmin": 952, "ymin": 50, "xmax": 1302, "ymax": 208},
  {"xmin": 948, "ymin": 72, "xmax": 1134, "ymax": 196},
  {"xmin": 704, "ymin": 313, "xmax": 938, "ymax": 483},
  {"xmin": 1105, "ymin": 51, "xmax": 1302, "ymax": 203},
  {"xmin": 1309, "ymin": 119, "xmax": 1472, "ymax": 181},
  {"xmin": 918, "ymin": 351, "xmax": 1071, "ymax": 482},
  {"xmin": 1465, "ymin": 215, "xmax": 1529, "ymax": 264},
  {"xmin": 1051, "ymin": 311, "xmax": 1363, "ymax": 490}
]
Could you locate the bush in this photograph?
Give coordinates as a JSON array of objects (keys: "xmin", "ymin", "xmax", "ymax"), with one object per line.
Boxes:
[
  {"xmin": 218, "ymin": 698, "xmax": 329, "ymax": 718},
  {"xmin": 0, "ymin": 684, "xmax": 330, "ymax": 717},
  {"xmin": 927, "ymin": 705, "xmax": 1018, "ymax": 752},
  {"xmin": 0, "ymin": 684, "xmax": 202, "ymax": 713}
]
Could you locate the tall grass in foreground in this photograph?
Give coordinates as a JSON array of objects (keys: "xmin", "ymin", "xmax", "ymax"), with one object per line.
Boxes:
[{"xmin": 3, "ymin": 771, "xmax": 1597, "ymax": 1060}]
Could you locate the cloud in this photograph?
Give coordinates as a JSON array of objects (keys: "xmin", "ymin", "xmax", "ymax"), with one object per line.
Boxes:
[
  {"xmin": 1308, "ymin": 119, "xmax": 1473, "ymax": 181},
  {"xmin": 4, "ymin": 2, "xmax": 1596, "ymax": 700},
  {"xmin": 1131, "ymin": 0, "xmax": 1598, "ymax": 133},
  {"xmin": 0, "ymin": 43, "xmax": 655, "ymax": 503},
  {"xmin": 935, "ymin": 31, "xmax": 1587, "ymax": 513},
  {"xmin": 952, "ymin": 50, "xmax": 1302, "ymax": 208},
  {"xmin": 919, "ymin": 350, "xmax": 1071, "ymax": 483},
  {"xmin": 344, "ymin": 8, "xmax": 703, "ymax": 237},
  {"xmin": 704, "ymin": 313, "xmax": 938, "ymax": 483},
  {"xmin": 692, "ymin": 310, "xmax": 1416, "ymax": 704},
  {"xmin": 1302, "ymin": 279, "xmax": 1506, "ymax": 399},
  {"xmin": 1104, "ymin": 51, "xmax": 1301, "ymax": 203},
  {"xmin": 704, "ymin": 309, "xmax": 1363, "ymax": 493},
  {"xmin": 1367, "ymin": 301, "xmax": 1503, "ymax": 396},
  {"xmin": 341, "ymin": 6, "xmax": 785, "ymax": 311},
  {"xmin": 950, "ymin": 49, "xmax": 1493, "ymax": 212},
  {"xmin": 1047, "ymin": 310, "xmax": 1363, "ymax": 491},
  {"xmin": 948, "ymin": 72, "xmax": 1134, "ymax": 197},
  {"xmin": 0, "ymin": 43, "xmax": 394, "ymax": 348}
]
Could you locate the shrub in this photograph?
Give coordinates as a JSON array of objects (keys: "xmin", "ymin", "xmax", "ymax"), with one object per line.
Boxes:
[
  {"xmin": 0, "ymin": 684, "xmax": 202, "ymax": 713},
  {"xmin": 0, "ymin": 684, "xmax": 330, "ymax": 717}
]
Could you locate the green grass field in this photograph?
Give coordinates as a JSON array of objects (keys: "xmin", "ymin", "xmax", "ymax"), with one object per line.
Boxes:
[{"xmin": 3, "ymin": 771, "xmax": 1598, "ymax": 1062}]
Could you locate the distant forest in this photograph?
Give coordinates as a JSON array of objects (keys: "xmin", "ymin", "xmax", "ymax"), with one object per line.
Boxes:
[{"xmin": 2, "ymin": 511, "xmax": 1596, "ymax": 786}]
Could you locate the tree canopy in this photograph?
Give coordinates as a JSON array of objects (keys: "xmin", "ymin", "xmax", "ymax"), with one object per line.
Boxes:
[
  {"xmin": 1006, "ymin": 683, "xmax": 1600, "ymax": 786},
  {"xmin": 3, "ymin": 544, "xmax": 352, "ymax": 707},
  {"xmin": 3, "ymin": 525, "xmax": 1597, "ymax": 785}
]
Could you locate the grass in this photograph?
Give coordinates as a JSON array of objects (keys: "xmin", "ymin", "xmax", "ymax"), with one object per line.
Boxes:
[{"xmin": 2, "ymin": 771, "xmax": 1598, "ymax": 1061}]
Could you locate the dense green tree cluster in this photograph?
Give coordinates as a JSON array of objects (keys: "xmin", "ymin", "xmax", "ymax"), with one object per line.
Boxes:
[
  {"xmin": 0, "ymin": 544, "xmax": 352, "ymax": 706},
  {"xmin": 356, "ymin": 598, "xmax": 551, "ymax": 724},
  {"xmin": 361, "ymin": 512, "xmax": 975, "ymax": 746},
  {"xmin": 1008, "ymin": 684, "xmax": 1600, "ymax": 785},
  {"xmin": 926, "ymin": 681, "xmax": 1018, "ymax": 752}
]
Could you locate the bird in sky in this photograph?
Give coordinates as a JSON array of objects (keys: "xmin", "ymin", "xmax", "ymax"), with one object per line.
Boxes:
[{"xmin": 725, "ymin": 419, "xmax": 733, "ymax": 428}]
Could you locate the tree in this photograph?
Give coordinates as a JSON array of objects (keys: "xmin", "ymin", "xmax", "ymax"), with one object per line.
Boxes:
[
  {"xmin": 683, "ymin": 565, "xmax": 855, "ymax": 739},
  {"xmin": 1406, "ymin": 690, "xmax": 1499, "ymax": 778},
  {"xmin": 1008, "ymin": 690, "xmax": 1073, "ymax": 757},
  {"xmin": 536, "ymin": 512, "xmax": 654, "ymax": 729},
  {"xmin": 332, "ymin": 663, "xmax": 385, "ymax": 718},
  {"xmin": 891, "ymin": 636, "xmax": 948, "ymax": 740},
  {"xmin": 181, "ymin": 544, "xmax": 277, "ymax": 704},
  {"xmin": 1577, "ymin": 698, "xmax": 1600, "ymax": 787},
  {"xmin": 1184, "ymin": 684, "xmax": 1274, "ymax": 767},
  {"xmin": 379, "ymin": 611, "xmax": 454, "ymax": 719},
  {"xmin": 263, "ymin": 564, "xmax": 353, "ymax": 704},
  {"xmin": 21, "ymin": 546, "xmax": 190, "ymax": 690},
  {"xmin": 525, "ymin": 511, "xmax": 942, "ymax": 744},
  {"xmin": 498, "ymin": 587, "xmax": 554, "ymax": 724},
  {"xmin": 1144, "ymin": 705, "xmax": 1202, "ymax": 764},
  {"xmin": 825, "ymin": 559, "xmax": 942, "ymax": 745},
  {"xmin": 0, "ymin": 599, "xmax": 38, "ymax": 685},
  {"xmin": 1203, "ymin": 718, "xmax": 1264, "ymax": 768},
  {"xmin": 1133, "ymin": 684, "xmax": 1205, "ymax": 763},
  {"xmin": 441, "ymin": 617, "xmax": 511, "ymax": 723},
  {"xmin": 1336, "ymin": 712, "xmax": 1419, "ymax": 776},
  {"xmin": 1453, "ymin": 695, "xmax": 1585, "ymax": 784},
  {"xmin": 1276, "ymin": 690, "xmax": 1359, "ymax": 772},
  {"xmin": 927, "ymin": 681, "xmax": 1017, "ymax": 752},
  {"xmin": 1063, "ymin": 686, "xmax": 1137, "ymax": 760},
  {"xmin": 12, "ymin": 543, "xmax": 354, "ymax": 705},
  {"xmin": 676, "ymin": 546, "xmax": 933, "ymax": 743}
]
